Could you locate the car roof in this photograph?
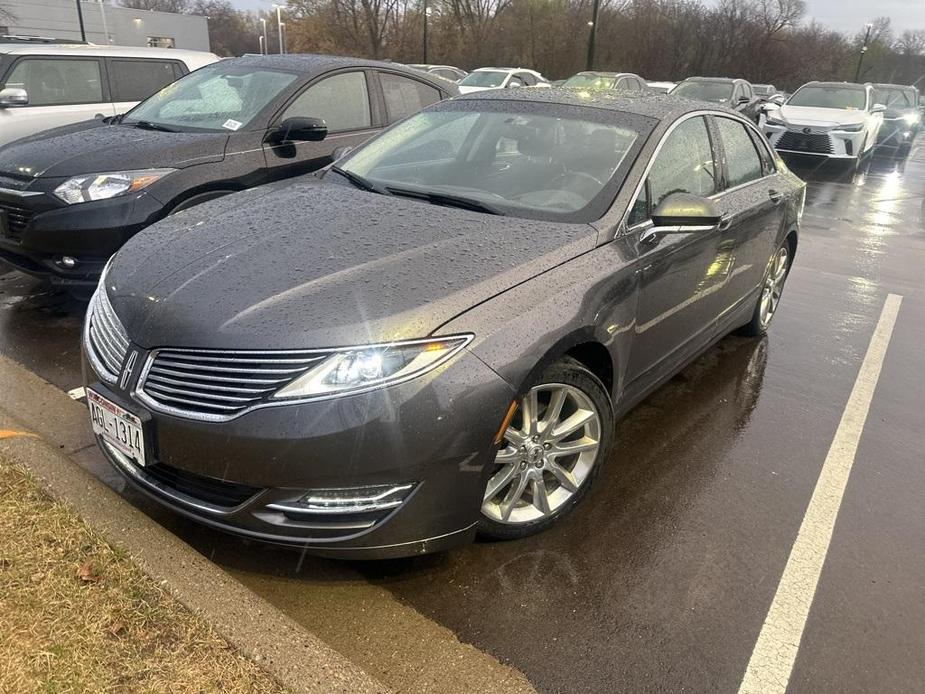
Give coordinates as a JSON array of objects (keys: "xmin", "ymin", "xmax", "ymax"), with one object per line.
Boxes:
[
  {"xmin": 456, "ymin": 86, "xmax": 741, "ymax": 122},
  {"xmin": 222, "ymin": 53, "xmax": 450, "ymax": 78},
  {"xmin": 872, "ymin": 82, "xmax": 918, "ymax": 91},
  {"xmin": 682, "ymin": 76, "xmax": 747, "ymax": 84},
  {"xmin": 800, "ymin": 81, "xmax": 870, "ymax": 90},
  {"xmin": 0, "ymin": 43, "xmax": 217, "ymax": 63}
]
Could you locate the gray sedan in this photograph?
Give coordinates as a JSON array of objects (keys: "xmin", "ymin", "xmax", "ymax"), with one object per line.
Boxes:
[{"xmin": 82, "ymin": 89, "xmax": 805, "ymax": 558}]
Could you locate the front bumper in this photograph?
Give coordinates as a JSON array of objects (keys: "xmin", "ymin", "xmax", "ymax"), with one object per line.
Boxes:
[
  {"xmin": 82, "ymin": 341, "xmax": 515, "ymax": 559},
  {"xmin": 876, "ymin": 118, "xmax": 917, "ymax": 146},
  {"xmin": 0, "ymin": 188, "xmax": 164, "ymax": 286},
  {"xmin": 764, "ymin": 123, "xmax": 865, "ymax": 159}
]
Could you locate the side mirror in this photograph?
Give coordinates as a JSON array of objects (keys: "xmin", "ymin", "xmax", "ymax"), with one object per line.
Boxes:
[
  {"xmin": 331, "ymin": 146, "xmax": 353, "ymax": 161},
  {"xmin": 871, "ymin": 103, "xmax": 886, "ymax": 114},
  {"xmin": 760, "ymin": 102, "xmax": 780, "ymax": 113},
  {"xmin": 268, "ymin": 116, "xmax": 327, "ymax": 143},
  {"xmin": 0, "ymin": 87, "xmax": 29, "ymax": 108},
  {"xmin": 507, "ymin": 82, "xmax": 521, "ymax": 89},
  {"xmin": 737, "ymin": 95, "xmax": 751, "ymax": 105},
  {"xmin": 642, "ymin": 193, "xmax": 721, "ymax": 243}
]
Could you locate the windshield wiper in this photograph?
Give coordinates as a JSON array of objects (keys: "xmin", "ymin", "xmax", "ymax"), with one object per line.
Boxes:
[
  {"xmin": 386, "ymin": 186, "xmax": 503, "ymax": 215},
  {"xmin": 330, "ymin": 165, "xmax": 391, "ymax": 196},
  {"xmin": 127, "ymin": 119, "xmax": 178, "ymax": 133}
]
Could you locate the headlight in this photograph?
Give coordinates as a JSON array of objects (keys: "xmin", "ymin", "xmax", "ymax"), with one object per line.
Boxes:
[
  {"xmin": 54, "ymin": 168, "xmax": 175, "ymax": 205},
  {"xmin": 835, "ymin": 122, "xmax": 864, "ymax": 133},
  {"xmin": 272, "ymin": 335, "xmax": 473, "ymax": 400},
  {"xmin": 902, "ymin": 112, "xmax": 920, "ymax": 125},
  {"xmin": 765, "ymin": 115, "xmax": 785, "ymax": 126}
]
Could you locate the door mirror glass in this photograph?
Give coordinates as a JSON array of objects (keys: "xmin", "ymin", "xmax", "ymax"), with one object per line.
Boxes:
[
  {"xmin": 651, "ymin": 192, "xmax": 721, "ymax": 229},
  {"xmin": 0, "ymin": 87, "xmax": 29, "ymax": 107},
  {"xmin": 271, "ymin": 116, "xmax": 327, "ymax": 142}
]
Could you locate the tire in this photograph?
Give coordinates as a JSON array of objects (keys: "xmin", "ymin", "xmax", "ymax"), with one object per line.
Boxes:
[
  {"xmin": 738, "ymin": 239, "xmax": 792, "ymax": 337},
  {"xmin": 478, "ymin": 357, "xmax": 613, "ymax": 540}
]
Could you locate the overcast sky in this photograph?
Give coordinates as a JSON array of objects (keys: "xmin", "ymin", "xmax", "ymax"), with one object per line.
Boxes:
[{"xmin": 228, "ymin": 0, "xmax": 924, "ymax": 34}]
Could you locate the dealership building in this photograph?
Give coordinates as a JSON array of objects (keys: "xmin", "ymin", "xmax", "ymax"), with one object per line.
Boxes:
[{"xmin": 1, "ymin": 0, "xmax": 210, "ymax": 51}]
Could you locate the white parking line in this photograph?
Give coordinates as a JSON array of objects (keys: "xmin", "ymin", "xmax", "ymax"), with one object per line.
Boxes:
[
  {"xmin": 738, "ymin": 293, "xmax": 903, "ymax": 694},
  {"xmin": 66, "ymin": 387, "xmax": 86, "ymax": 401}
]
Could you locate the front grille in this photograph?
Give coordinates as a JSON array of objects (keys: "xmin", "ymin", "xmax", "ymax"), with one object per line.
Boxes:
[
  {"xmin": 144, "ymin": 462, "xmax": 262, "ymax": 508},
  {"xmin": 777, "ymin": 131, "xmax": 834, "ymax": 154},
  {"xmin": 87, "ymin": 289, "xmax": 130, "ymax": 383},
  {"xmin": 139, "ymin": 348, "xmax": 331, "ymax": 419},
  {"xmin": 0, "ymin": 201, "xmax": 34, "ymax": 236}
]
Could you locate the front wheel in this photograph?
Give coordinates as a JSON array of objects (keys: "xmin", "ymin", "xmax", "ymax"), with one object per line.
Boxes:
[
  {"xmin": 739, "ymin": 241, "xmax": 791, "ymax": 336},
  {"xmin": 478, "ymin": 358, "xmax": 613, "ymax": 540}
]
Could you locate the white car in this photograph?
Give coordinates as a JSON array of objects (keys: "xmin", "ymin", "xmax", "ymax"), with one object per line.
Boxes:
[
  {"xmin": 762, "ymin": 81, "xmax": 885, "ymax": 163},
  {"xmin": 0, "ymin": 43, "xmax": 219, "ymax": 148},
  {"xmin": 458, "ymin": 67, "xmax": 550, "ymax": 94},
  {"xmin": 646, "ymin": 81, "xmax": 676, "ymax": 94}
]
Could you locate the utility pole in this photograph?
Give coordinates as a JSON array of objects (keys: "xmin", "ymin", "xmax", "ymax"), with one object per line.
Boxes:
[
  {"xmin": 585, "ymin": 0, "xmax": 601, "ymax": 72},
  {"xmin": 75, "ymin": 0, "xmax": 86, "ymax": 42},
  {"xmin": 854, "ymin": 23, "xmax": 873, "ymax": 82},
  {"xmin": 423, "ymin": 0, "xmax": 429, "ymax": 63},
  {"xmin": 260, "ymin": 17, "xmax": 268, "ymax": 54},
  {"xmin": 274, "ymin": 4, "xmax": 284, "ymax": 54}
]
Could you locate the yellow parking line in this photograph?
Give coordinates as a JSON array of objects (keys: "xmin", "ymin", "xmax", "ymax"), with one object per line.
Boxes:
[{"xmin": 0, "ymin": 429, "xmax": 38, "ymax": 440}]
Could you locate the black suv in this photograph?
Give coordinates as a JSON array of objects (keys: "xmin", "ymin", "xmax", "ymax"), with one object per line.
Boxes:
[
  {"xmin": 0, "ymin": 54, "xmax": 457, "ymax": 290},
  {"xmin": 670, "ymin": 77, "xmax": 765, "ymax": 123}
]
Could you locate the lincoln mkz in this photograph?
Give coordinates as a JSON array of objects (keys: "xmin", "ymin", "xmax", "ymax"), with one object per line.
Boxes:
[{"xmin": 83, "ymin": 89, "xmax": 805, "ymax": 558}]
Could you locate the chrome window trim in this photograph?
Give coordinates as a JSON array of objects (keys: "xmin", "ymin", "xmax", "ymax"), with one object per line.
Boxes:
[
  {"xmin": 0, "ymin": 187, "xmax": 42, "ymax": 197},
  {"xmin": 133, "ymin": 334, "xmax": 474, "ymax": 423},
  {"xmin": 618, "ymin": 110, "xmax": 778, "ymax": 237}
]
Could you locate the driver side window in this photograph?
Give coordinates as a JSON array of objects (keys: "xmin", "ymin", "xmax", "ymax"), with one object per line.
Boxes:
[
  {"xmin": 281, "ymin": 72, "xmax": 371, "ymax": 133},
  {"xmin": 628, "ymin": 116, "xmax": 716, "ymax": 225}
]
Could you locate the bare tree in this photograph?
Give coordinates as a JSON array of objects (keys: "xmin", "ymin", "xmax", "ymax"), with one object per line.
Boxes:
[{"xmin": 119, "ymin": 0, "xmax": 191, "ymax": 11}]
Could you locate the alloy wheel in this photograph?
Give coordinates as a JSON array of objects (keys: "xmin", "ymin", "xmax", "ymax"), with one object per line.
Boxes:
[
  {"xmin": 759, "ymin": 246, "xmax": 789, "ymax": 328},
  {"xmin": 481, "ymin": 383, "xmax": 602, "ymax": 525}
]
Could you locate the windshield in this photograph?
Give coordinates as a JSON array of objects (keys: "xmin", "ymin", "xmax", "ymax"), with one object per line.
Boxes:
[
  {"xmin": 787, "ymin": 86, "xmax": 867, "ymax": 110},
  {"xmin": 563, "ymin": 74, "xmax": 617, "ymax": 90},
  {"xmin": 334, "ymin": 104, "xmax": 646, "ymax": 222},
  {"xmin": 874, "ymin": 87, "xmax": 916, "ymax": 109},
  {"xmin": 671, "ymin": 81, "xmax": 734, "ymax": 103},
  {"xmin": 126, "ymin": 64, "xmax": 299, "ymax": 132},
  {"xmin": 460, "ymin": 71, "xmax": 508, "ymax": 88}
]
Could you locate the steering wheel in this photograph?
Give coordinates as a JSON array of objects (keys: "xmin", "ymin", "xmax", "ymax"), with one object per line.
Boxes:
[{"xmin": 549, "ymin": 171, "xmax": 605, "ymax": 192}]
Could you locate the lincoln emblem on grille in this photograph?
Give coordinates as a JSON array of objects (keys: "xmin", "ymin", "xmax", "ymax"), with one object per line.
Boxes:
[{"xmin": 119, "ymin": 350, "xmax": 138, "ymax": 390}]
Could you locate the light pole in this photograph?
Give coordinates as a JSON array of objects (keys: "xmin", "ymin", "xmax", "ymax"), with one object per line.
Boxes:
[
  {"xmin": 585, "ymin": 0, "xmax": 601, "ymax": 71},
  {"xmin": 279, "ymin": 22, "xmax": 286, "ymax": 54},
  {"xmin": 854, "ymin": 23, "xmax": 873, "ymax": 82},
  {"xmin": 75, "ymin": 0, "xmax": 86, "ymax": 42},
  {"xmin": 273, "ymin": 4, "xmax": 284, "ymax": 54},
  {"xmin": 422, "ymin": 0, "xmax": 429, "ymax": 63},
  {"xmin": 260, "ymin": 17, "xmax": 268, "ymax": 54}
]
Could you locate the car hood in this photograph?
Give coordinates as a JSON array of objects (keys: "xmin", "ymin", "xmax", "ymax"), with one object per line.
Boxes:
[
  {"xmin": 778, "ymin": 105, "xmax": 869, "ymax": 128},
  {"xmin": 107, "ymin": 178, "xmax": 598, "ymax": 350},
  {"xmin": 0, "ymin": 120, "xmax": 227, "ymax": 180}
]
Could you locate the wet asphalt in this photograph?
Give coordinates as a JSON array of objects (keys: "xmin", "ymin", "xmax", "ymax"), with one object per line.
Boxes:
[{"xmin": 1, "ymin": 146, "xmax": 923, "ymax": 693}]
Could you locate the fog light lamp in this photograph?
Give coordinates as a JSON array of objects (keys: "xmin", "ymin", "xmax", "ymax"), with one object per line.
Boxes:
[
  {"xmin": 269, "ymin": 483, "xmax": 415, "ymax": 515},
  {"xmin": 57, "ymin": 256, "xmax": 78, "ymax": 269}
]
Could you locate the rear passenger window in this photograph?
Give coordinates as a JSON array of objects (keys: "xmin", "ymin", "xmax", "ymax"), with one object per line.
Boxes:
[
  {"xmin": 282, "ymin": 72, "xmax": 371, "ymax": 132},
  {"xmin": 647, "ymin": 116, "xmax": 716, "ymax": 208},
  {"xmin": 715, "ymin": 117, "xmax": 764, "ymax": 188},
  {"xmin": 380, "ymin": 73, "xmax": 442, "ymax": 123},
  {"xmin": 3, "ymin": 58, "xmax": 102, "ymax": 105},
  {"xmin": 109, "ymin": 59, "xmax": 178, "ymax": 102}
]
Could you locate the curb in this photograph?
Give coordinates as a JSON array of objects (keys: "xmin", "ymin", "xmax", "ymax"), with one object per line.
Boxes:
[{"xmin": 0, "ymin": 357, "xmax": 389, "ymax": 694}]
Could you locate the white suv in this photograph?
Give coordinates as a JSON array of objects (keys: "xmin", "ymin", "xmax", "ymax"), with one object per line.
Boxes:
[
  {"xmin": 0, "ymin": 43, "xmax": 219, "ymax": 148},
  {"xmin": 458, "ymin": 67, "xmax": 550, "ymax": 94},
  {"xmin": 762, "ymin": 81, "xmax": 885, "ymax": 163}
]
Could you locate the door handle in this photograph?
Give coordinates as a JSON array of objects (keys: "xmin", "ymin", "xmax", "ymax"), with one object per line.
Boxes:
[
  {"xmin": 718, "ymin": 213, "xmax": 734, "ymax": 231},
  {"xmin": 768, "ymin": 190, "xmax": 784, "ymax": 204}
]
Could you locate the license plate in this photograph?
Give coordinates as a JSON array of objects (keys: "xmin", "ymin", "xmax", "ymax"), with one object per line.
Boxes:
[{"xmin": 88, "ymin": 389, "xmax": 146, "ymax": 466}]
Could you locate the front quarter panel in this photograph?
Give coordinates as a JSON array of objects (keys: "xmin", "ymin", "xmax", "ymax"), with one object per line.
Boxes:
[{"xmin": 442, "ymin": 236, "xmax": 640, "ymax": 402}]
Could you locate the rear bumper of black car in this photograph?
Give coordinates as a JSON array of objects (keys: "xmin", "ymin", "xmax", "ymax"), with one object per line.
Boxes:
[
  {"xmin": 0, "ymin": 189, "xmax": 163, "ymax": 286},
  {"xmin": 81, "ymin": 341, "xmax": 515, "ymax": 559}
]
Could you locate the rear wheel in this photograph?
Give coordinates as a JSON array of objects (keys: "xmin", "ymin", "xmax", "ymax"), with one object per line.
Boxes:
[
  {"xmin": 479, "ymin": 358, "xmax": 612, "ymax": 540},
  {"xmin": 739, "ymin": 241, "xmax": 791, "ymax": 336}
]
